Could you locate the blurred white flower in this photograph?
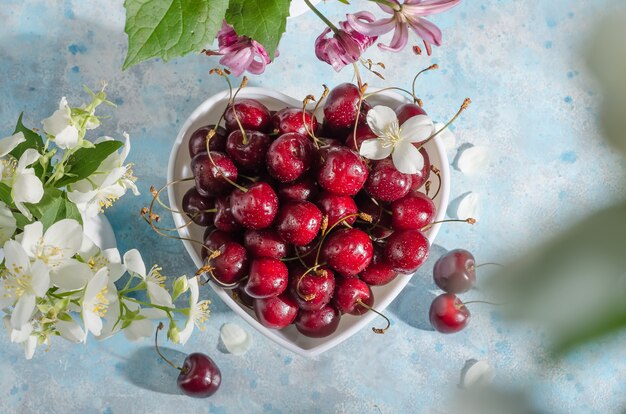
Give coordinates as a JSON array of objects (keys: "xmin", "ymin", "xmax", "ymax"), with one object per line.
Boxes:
[
  {"xmin": 360, "ymin": 105, "xmax": 434, "ymax": 174},
  {"xmin": 4, "ymin": 149, "xmax": 44, "ymax": 220},
  {"xmin": 42, "ymin": 97, "xmax": 80, "ymax": 149},
  {"xmin": 0, "ymin": 201, "xmax": 16, "ymax": 245},
  {"xmin": 0, "ymin": 241, "xmax": 50, "ymax": 328},
  {"xmin": 123, "ymin": 249, "xmax": 173, "ymax": 308},
  {"xmin": 3, "ymin": 317, "xmax": 39, "ymax": 360},
  {"xmin": 178, "ymin": 277, "xmax": 210, "ymax": 345}
]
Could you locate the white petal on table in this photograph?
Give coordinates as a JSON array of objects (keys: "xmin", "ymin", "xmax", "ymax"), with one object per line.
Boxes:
[
  {"xmin": 457, "ymin": 145, "xmax": 489, "ymax": 175},
  {"xmin": 457, "ymin": 192, "xmax": 480, "ymax": 220},
  {"xmin": 460, "ymin": 359, "xmax": 495, "ymax": 388},
  {"xmin": 220, "ymin": 323, "xmax": 252, "ymax": 356}
]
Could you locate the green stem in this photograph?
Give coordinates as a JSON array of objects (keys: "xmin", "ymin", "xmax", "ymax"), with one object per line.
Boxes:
[
  {"xmin": 122, "ymin": 296, "xmax": 186, "ymax": 314},
  {"xmin": 368, "ymin": 0, "xmax": 400, "ymax": 10},
  {"xmin": 304, "ymin": 0, "xmax": 340, "ymax": 34}
]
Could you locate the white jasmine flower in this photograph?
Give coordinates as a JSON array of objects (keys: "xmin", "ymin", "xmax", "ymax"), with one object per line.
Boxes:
[
  {"xmin": 0, "ymin": 132, "xmax": 26, "ymax": 158},
  {"xmin": 56, "ymin": 318, "xmax": 86, "ymax": 344},
  {"xmin": 3, "ymin": 317, "xmax": 39, "ymax": 359},
  {"xmin": 360, "ymin": 106, "xmax": 435, "ymax": 174},
  {"xmin": 42, "ymin": 97, "xmax": 80, "ymax": 149},
  {"xmin": 20, "ymin": 219, "xmax": 83, "ymax": 268},
  {"xmin": 81, "ymin": 268, "xmax": 117, "ymax": 338},
  {"xmin": 100, "ymin": 299, "xmax": 166, "ymax": 342},
  {"xmin": 123, "ymin": 249, "xmax": 173, "ymax": 308},
  {"xmin": 0, "ymin": 201, "xmax": 16, "ymax": 245},
  {"xmin": 0, "ymin": 241, "xmax": 50, "ymax": 328},
  {"xmin": 79, "ymin": 239, "xmax": 125, "ymax": 283},
  {"xmin": 178, "ymin": 277, "xmax": 210, "ymax": 345},
  {"xmin": 3, "ymin": 149, "xmax": 44, "ymax": 220}
]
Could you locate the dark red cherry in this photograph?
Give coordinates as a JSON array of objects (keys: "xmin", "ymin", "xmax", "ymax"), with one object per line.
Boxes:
[
  {"xmin": 266, "ymin": 133, "xmax": 314, "ymax": 183},
  {"xmin": 293, "ymin": 241, "xmax": 320, "ymax": 268},
  {"xmin": 433, "ymin": 249, "xmax": 476, "ymax": 294},
  {"xmin": 191, "ymin": 152, "xmax": 238, "ymax": 197},
  {"xmin": 211, "ymin": 242, "xmax": 249, "ymax": 285},
  {"xmin": 295, "ymin": 305, "xmax": 341, "ymax": 338},
  {"xmin": 409, "ymin": 148, "xmax": 431, "ymax": 192},
  {"xmin": 233, "ymin": 285, "xmax": 255, "ymax": 308},
  {"xmin": 276, "ymin": 201, "xmax": 322, "ymax": 246},
  {"xmin": 354, "ymin": 193, "xmax": 394, "ymax": 240},
  {"xmin": 213, "ymin": 196, "xmax": 242, "ymax": 232},
  {"xmin": 345, "ymin": 124, "xmax": 376, "ymax": 152},
  {"xmin": 321, "ymin": 228, "xmax": 373, "ymax": 277},
  {"xmin": 225, "ymin": 130, "xmax": 272, "ymax": 172},
  {"xmin": 182, "ymin": 188, "xmax": 215, "ymax": 227},
  {"xmin": 429, "ymin": 293, "xmax": 470, "ymax": 333},
  {"xmin": 243, "ymin": 229, "xmax": 289, "ymax": 259},
  {"xmin": 245, "ymin": 258, "xmax": 289, "ymax": 299},
  {"xmin": 290, "ymin": 265, "xmax": 336, "ymax": 311},
  {"xmin": 271, "ymin": 107, "xmax": 320, "ymax": 136},
  {"xmin": 253, "ymin": 293, "xmax": 299, "ymax": 329},
  {"xmin": 391, "ymin": 192, "xmax": 435, "ymax": 231},
  {"xmin": 317, "ymin": 147, "xmax": 369, "ymax": 196},
  {"xmin": 323, "ymin": 83, "xmax": 370, "ymax": 136},
  {"xmin": 177, "ymin": 353, "xmax": 222, "ymax": 398},
  {"xmin": 359, "ymin": 244, "xmax": 397, "ymax": 286},
  {"xmin": 278, "ymin": 177, "xmax": 318, "ymax": 202},
  {"xmin": 316, "ymin": 192, "xmax": 358, "ymax": 228},
  {"xmin": 365, "ymin": 159, "xmax": 412, "ymax": 202},
  {"xmin": 202, "ymin": 229, "xmax": 239, "ymax": 260},
  {"xmin": 229, "ymin": 182, "xmax": 278, "ymax": 230},
  {"xmin": 384, "ymin": 230, "xmax": 429, "ymax": 274},
  {"xmin": 333, "ymin": 278, "xmax": 373, "ymax": 315},
  {"xmin": 395, "ymin": 103, "xmax": 427, "ymax": 126},
  {"xmin": 224, "ymin": 99, "xmax": 271, "ymax": 132},
  {"xmin": 188, "ymin": 125, "xmax": 228, "ymax": 157}
]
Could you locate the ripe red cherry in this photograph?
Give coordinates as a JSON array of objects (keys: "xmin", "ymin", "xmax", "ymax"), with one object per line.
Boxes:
[
  {"xmin": 290, "ymin": 266, "xmax": 336, "ymax": 311},
  {"xmin": 243, "ymin": 229, "xmax": 289, "ymax": 259},
  {"xmin": 276, "ymin": 201, "xmax": 322, "ymax": 246},
  {"xmin": 395, "ymin": 103, "xmax": 427, "ymax": 126},
  {"xmin": 316, "ymin": 192, "xmax": 358, "ymax": 228},
  {"xmin": 191, "ymin": 152, "xmax": 238, "ymax": 197},
  {"xmin": 345, "ymin": 124, "xmax": 376, "ymax": 152},
  {"xmin": 433, "ymin": 249, "xmax": 476, "ymax": 294},
  {"xmin": 202, "ymin": 229, "xmax": 239, "ymax": 260},
  {"xmin": 211, "ymin": 242, "xmax": 249, "ymax": 285},
  {"xmin": 225, "ymin": 130, "xmax": 272, "ymax": 172},
  {"xmin": 266, "ymin": 133, "xmax": 314, "ymax": 183},
  {"xmin": 245, "ymin": 258, "xmax": 289, "ymax": 299},
  {"xmin": 333, "ymin": 278, "xmax": 373, "ymax": 315},
  {"xmin": 391, "ymin": 192, "xmax": 435, "ymax": 231},
  {"xmin": 293, "ymin": 241, "xmax": 319, "ymax": 268},
  {"xmin": 182, "ymin": 188, "xmax": 215, "ymax": 227},
  {"xmin": 409, "ymin": 148, "xmax": 431, "ymax": 192},
  {"xmin": 233, "ymin": 285, "xmax": 255, "ymax": 308},
  {"xmin": 177, "ymin": 353, "xmax": 222, "ymax": 398},
  {"xmin": 365, "ymin": 158, "xmax": 413, "ymax": 202},
  {"xmin": 271, "ymin": 107, "xmax": 320, "ymax": 136},
  {"xmin": 278, "ymin": 177, "xmax": 318, "ymax": 202},
  {"xmin": 359, "ymin": 244, "xmax": 397, "ymax": 286},
  {"xmin": 295, "ymin": 305, "xmax": 341, "ymax": 338},
  {"xmin": 253, "ymin": 293, "xmax": 299, "ymax": 329},
  {"xmin": 323, "ymin": 83, "xmax": 370, "ymax": 136},
  {"xmin": 229, "ymin": 182, "xmax": 278, "ymax": 230},
  {"xmin": 322, "ymin": 228, "xmax": 373, "ymax": 277},
  {"xmin": 188, "ymin": 125, "xmax": 227, "ymax": 157},
  {"xmin": 429, "ymin": 293, "xmax": 470, "ymax": 333},
  {"xmin": 224, "ymin": 99, "xmax": 271, "ymax": 132},
  {"xmin": 384, "ymin": 230, "xmax": 429, "ymax": 274},
  {"xmin": 213, "ymin": 196, "xmax": 242, "ymax": 232},
  {"xmin": 317, "ymin": 147, "xmax": 369, "ymax": 196},
  {"xmin": 354, "ymin": 193, "xmax": 393, "ymax": 239}
]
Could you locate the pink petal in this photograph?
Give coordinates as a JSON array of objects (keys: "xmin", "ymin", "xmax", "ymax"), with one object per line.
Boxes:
[
  {"xmin": 403, "ymin": 0, "xmax": 461, "ymax": 16},
  {"xmin": 347, "ymin": 12, "xmax": 397, "ymax": 37},
  {"xmin": 377, "ymin": 0, "xmax": 400, "ymax": 14},
  {"xmin": 378, "ymin": 22, "xmax": 409, "ymax": 52},
  {"xmin": 406, "ymin": 16, "xmax": 443, "ymax": 46},
  {"xmin": 220, "ymin": 47, "xmax": 254, "ymax": 77}
]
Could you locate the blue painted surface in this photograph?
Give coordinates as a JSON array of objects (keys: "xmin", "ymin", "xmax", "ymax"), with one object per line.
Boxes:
[{"xmin": 1, "ymin": 1, "xmax": 626, "ymax": 413}]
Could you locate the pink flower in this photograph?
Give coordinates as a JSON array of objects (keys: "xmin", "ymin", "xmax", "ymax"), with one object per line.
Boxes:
[
  {"xmin": 315, "ymin": 16, "xmax": 378, "ymax": 72},
  {"xmin": 347, "ymin": 0, "xmax": 461, "ymax": 54},
  {"xmin": 212, "ymin": 22, "xmax": 276, "ymax": 77}
]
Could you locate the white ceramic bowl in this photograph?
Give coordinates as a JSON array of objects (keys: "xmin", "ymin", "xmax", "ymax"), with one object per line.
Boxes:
[{"xmin": 168, "ymin": 87, "xmax": 450, "ymax": 357}]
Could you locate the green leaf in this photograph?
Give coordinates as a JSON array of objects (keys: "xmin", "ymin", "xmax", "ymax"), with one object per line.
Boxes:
[
  {"xmin": 226, "ymin": 0, "xmax": 290, "ymax": 59},
  {"xmin": 10, "ymin": 113, "xmax": 44, "ymax": 160},
  {"xmin": 122, "ymin": 0, "xmax": 230, "ymax": 70},
  {"xmin": 0, "ymin": 183, "xmax": 12, "ymax": 205},
  {"xmin": 172, "ymin": 275, "xmax": 189, "ymax": 302},
  {"xmin": 30, "ymin": 188, "xmax": 83, "ymax": 229},
  {"xmin": 55, "ymin": 140, "xmax": 123, "ymax": 188},
  {"xmin": 57, "ymin": 313, "xmax": 73, "ymax": 322}
]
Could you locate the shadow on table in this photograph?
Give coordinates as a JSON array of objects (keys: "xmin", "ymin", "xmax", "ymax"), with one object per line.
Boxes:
[
  {"xmin": 388, "ymin": 244, "xmax": 448, "ymax": 331},
  {"xmin": 123, "ymin": 346, "xmax": 186, "ymax": 395}
]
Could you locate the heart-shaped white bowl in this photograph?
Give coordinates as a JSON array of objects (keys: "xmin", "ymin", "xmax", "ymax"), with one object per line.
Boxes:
[{"xmin": 168, "ymin": 87, "xmax": 450, "ymax": 357}]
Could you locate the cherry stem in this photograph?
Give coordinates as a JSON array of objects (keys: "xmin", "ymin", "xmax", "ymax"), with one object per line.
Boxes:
[
  {"xmin": 238, "ymin": 174, "xmax": 259, "ymax": 183},
  {"xmin": 420, "ymin": 218, "xmax": 476, "ymax": 233},
  {"xmin": 415, "ymin": 98, "xmax": 471, "ymax": 151},
  {"xmin": 462, "ymin": 300, "xmax": 505, "ymax": 307},
  {"xmin": 314, "ymin": 213, "xmax": 368, "ymax": 266},
  {"xmin": 357, "ymin": 299, "xmax": 391, "ymax": 334},
  {"xmin": 155, "ymin": 322, "xmax": 183, "ymax": 372},
  {"xmin": 296, "ymin": 263, "xmax": 327, "ymax": 301},
  {"xmin": 430, "ymin": 166, "xmax": 442, "ymax": 200},
  {"xmin": 411, "ymin": 64, "xmax": 439, "ymax": 105},
  {"xmin": 475, "ymin": 262, "xmax": 504, "ymax": 269}
]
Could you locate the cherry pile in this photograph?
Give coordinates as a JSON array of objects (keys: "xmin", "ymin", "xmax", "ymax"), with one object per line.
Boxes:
[{"xmin": 182, "ymin": 83, "xmax": 441, "ymax": 338}]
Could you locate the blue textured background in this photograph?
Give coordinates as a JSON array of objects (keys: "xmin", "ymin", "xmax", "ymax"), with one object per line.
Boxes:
[{"xmin": 1, "ymin": 1, "xmax": 626, "ymax": 413}]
